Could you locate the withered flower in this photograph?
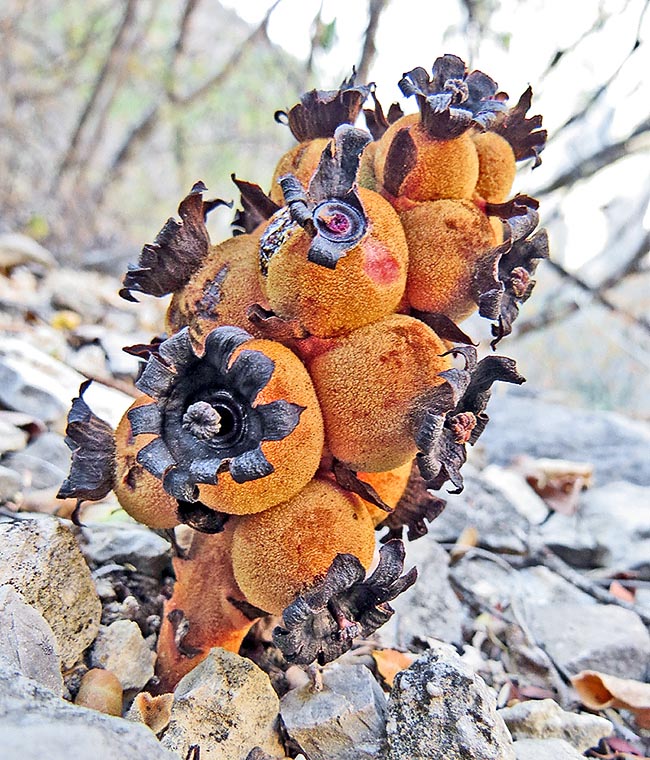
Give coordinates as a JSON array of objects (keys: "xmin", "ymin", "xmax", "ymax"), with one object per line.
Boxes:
[
  {"xmin": 363, "ymin": 89, "xmax": 404, "ymax": 140},
  {"xmin": 268, "ymin": 125, "xmax": 371, "ymax": 269},
  {"xmin": 272, "ymin": 541, "xmax": 417, "ymax": 666},
  {"xmin": 472, "ymin": 204, "xmax": 550, "ymax": 347},
  {"xmin": 57, "ymin": 380, "xmax": 115, "ymax": 514},
  {"xmin": 275, "ymin": 70, "xmax": 371, "ymax": 142},
  {"xmin": 120, "ymin": 182, "xmax": 228, "ymax": 301},
  {"xmin": 128, "ymin": 326, "xmax": 304, "ymax": 502},
  {"xmin": 230, "ymin": 175, "xmax": 280, "ymax": 236},
  {"xmin": 398, "ymin": 54, "xmax": 507, "ymax": 139},
  {"xmin": 416, "ymin": 347, "xmax": 525, "ymax": 493},
  {"xmin": 492, "ymin": 86, "xmax": 547, "ymax": 167}
]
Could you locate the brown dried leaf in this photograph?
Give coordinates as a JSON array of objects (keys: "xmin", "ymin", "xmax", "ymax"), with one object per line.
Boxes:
[
  {"xmin": 372, "ymin": 649, "xmax": 415, "ymax": 688},
  {"xmin": 130, "ymin": 692, "xmax": 173, "ymax": 735},
  {"xmin": 572, "ymin": 670, "xmax": 650, "ymax": 729},
  {"xmin": 514, "ymin": 456, "xmax": 593, "ymax": 515}
]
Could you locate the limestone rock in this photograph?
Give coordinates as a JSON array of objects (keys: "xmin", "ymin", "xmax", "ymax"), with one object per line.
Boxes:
[
  {"xmin": 525, "ymin": 603, "xmax": 650, "ymax": 681},
  {"xmin": 90, "ymin": 621, "xmax": 155, "ymax": 692},
  {"xmin": 385, "ymin": 645, "xmax": 515, "ymax": 759},
  {"xmin": 500, "ymin": 698, "xmax": 612, "ymax": 752},
  {"xmin": 513, "ymin": 738, "xmax": 586, "ymax": 759},
  {"xmin": 0, "ymin": 585, "xmax": 63, "ymax": 694},
  {"xmin": 377, "ymin": 538, "xmax": 463, "ymax": 649},
  {"xmin": 161, "ymin": 648, "xmax": 283, "ymax": 760},
  {"xmin": 0, "ymin": 517, "xmax": 101, "ymax": 668},
  {"xmin": 281, "ymin": 661, "xmax": 387, "ymax": 760},
  {"xmin": 0, "ymin": 667, "xmax": 177, "ymax": 760}
]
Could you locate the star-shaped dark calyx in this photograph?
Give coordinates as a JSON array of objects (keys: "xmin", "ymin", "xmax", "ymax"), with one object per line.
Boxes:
[
  {"xmin": 398, "ymin": 54, "xmax": 507, "ymax": 139},
  {"xmin": 272, "ymin": 541, "xmax": 417, "ymax": 666},
  {"xmin": 376, "ymin": 462, "xmax": 447, "ymax": 543},
  {"xmin": 275, "ymin": 70, "xmax": 372, "ymax": 142},
  {"xmin": 492, "ymin": 86, "xmax": 547, "ymax": 167},
  {"xmin": 120, "ymin": 182, "xmax": 228, "ymax": 302},
  {"xmin": 363, "ymin": 89, "xmax": 404, "ymax": 140},
  {"xmin": 274, "ymin": 124, "xmax": 371, "ymax": 269},
  {"xmin": 471, "ymin": 202, "xmax": 549, "ymax": 348},
  {"xmin": 230, "ymin": 175, "xmax": 280, "ymax": 236},
  {"xmin": 128, "ymin": 326, "xmax": 305, "ymax": 502},
  {"xmin": 57, "ymin": 380, "xmax": 116, "ymax": 519},
  {"xmin": 415, "ymin": 347, "xmax": 525, "ymax": 493}
]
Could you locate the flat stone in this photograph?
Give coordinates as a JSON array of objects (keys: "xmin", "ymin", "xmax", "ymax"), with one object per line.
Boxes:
[
  {"xmin": 513, "ymin": 738, "xmax": 586, "ymax": 759},
  {"xmin": 377, "ymin": 538, "xmax": 463, "ymax": 649},
  {"xmin": 0, "ymin": 465, "xmax": 22, "ymax": 502},
  {"xmin": 0, "ymin": 585, "xmax": 63, "ymax": 694},
  {"xmin": 385, "ymin": 644, "xmax": 515, "ymax": 759},
  {"xmin": 0, "ymin": 516, "xmax": 101, "ymax": 668},
  {"xmin": 281, "ymin": 661, "xmax": 387, "ymax": 760},
  {"xmin": 73, "ymin": 522, "xmax": 172, "ymax": 578},
  {"xmin": 478, "ymin": 392, "xmax": 650, "ymax": 487},
  {"xmin": 90, "ymin": 621, "xmax": 156, "ymax": 692},
  {"xmin": 525, "ymin": 603, "xmax": 650, "ymax": 681},
  {"xmin": 500, "ymin": 698, "xmax": 612, "ymax": 752},
  {"xmin": 0, "ymin": 667, "xmax": 177, "ymax": 760},
  {"xmin": 5, "ymin": 432, "xmax": 71, "ymax": 490},
  {"xmin": 0, "ymin": 418, "xmax": 29, "ymax": 455},
  {"xmin": 427, "ymin": 467, "xmax": 530, "ymax": 554},
  {"xmin": 161, "ymin": 648, "xmax": 283, "ymax": 760}
]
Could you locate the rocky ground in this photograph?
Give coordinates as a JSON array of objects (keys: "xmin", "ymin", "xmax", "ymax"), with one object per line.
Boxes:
[{"xmin": 1, "ymin": 236, "xmax": 649, "ymax": 759}]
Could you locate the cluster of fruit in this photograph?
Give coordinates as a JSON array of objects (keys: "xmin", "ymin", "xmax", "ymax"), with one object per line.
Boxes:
[{"xmin": 59, "ymin": 54, "xmax": 549, "ymax": 692}]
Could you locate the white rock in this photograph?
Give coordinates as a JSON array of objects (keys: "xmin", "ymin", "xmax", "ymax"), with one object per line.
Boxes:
[
  {"xmin": 0, "ymin": 585, "xmax": 63, "ymax": 694},
  {"xmin": 90, "ymin": 621, "xmax": 155, "ymax": 692},
  {"xmin": 0, "ymin": 517, "xmax": 101, "ymax": 668},
  {"xmin": 513, "ymin": 738, "xmax": 586, "ymax": 759},
  {"xmin": 0, "ymin": 233, "xmax": 56, "ymax": 269},
  {"xmin": 161, "ymin": 648, "xmax": 283, "ymax": 760}
]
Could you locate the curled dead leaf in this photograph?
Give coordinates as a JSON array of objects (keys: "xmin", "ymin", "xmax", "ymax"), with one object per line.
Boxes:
[
  {"xmin": 372, "ymin": 649, "xmax": 416, "ymax": 688},
  {"xmin": 571, "ymin": 670, "xmax": 650, "ymax": 729}
]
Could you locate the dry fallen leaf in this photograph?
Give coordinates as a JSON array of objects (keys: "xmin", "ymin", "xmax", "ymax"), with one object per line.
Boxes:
[
  {"xmin": 514, "ymin": 456, "xmax": 593, "ymax": 515},
  {"xmin": 608, "ymin": 580, "xmax": 635, "ymax": 604},
  {"xmin": 372, "ymin": 649, "xmax": 415, "ymax": 688},
  {"xmin": 450, "ymin": 525, "xmax": 479, "ymax": 560},
  {"xmin": 571, "ymin": 670, "xmax": 650, "ymax": 729},
  {"xmin": 130, "ymin": 691, "xmax": 174, "ymax": 734}
]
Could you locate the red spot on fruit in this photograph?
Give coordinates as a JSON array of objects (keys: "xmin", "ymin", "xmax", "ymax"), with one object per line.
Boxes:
[{"xmin": 363, "ymin": 240, "xmax": 400, "ymax": 285}]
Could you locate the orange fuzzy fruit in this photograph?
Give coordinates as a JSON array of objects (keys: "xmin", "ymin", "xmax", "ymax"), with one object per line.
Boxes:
[
  {"xmin": 401, "ymin": 198, "xmax": 497, "ymax": 322},
  {"xmin": 472, "ymin": 131, "xmax": 517, "ymax": 203},
  {"xmin": 357, "ymin": 140, "xmax": 378, "ymax": 191},
  {"xmin": 230, "ymin": 477, "xmax": 375, "ymax": 614},
  {"xmin": 166, "ymin": 232, "xmax": 268, "ymax": 348},
  {"xmin": 114, "ymin": 397, "xmax": 179, "ymax": 529},
  {"xmin": 358, "ymin": 459, "xmax": 414, "ymax": 526},
  {"xmin": 197, "ymin": 338, "xmax": 324, "ymax": 514},
  {"xmin": 269, "ymin": 138, "xmax": 329, "ymax": 205},
  {"xmin": 302, "ymin": 313, "xmax": 452, "ymax": 472},
  {"xmin": 262, "ymin": 187, "xmax": 409, "ymax": 337},
  {"xmin": 374, "ymin": 114, "xmax": 479, "ymax": 209}
]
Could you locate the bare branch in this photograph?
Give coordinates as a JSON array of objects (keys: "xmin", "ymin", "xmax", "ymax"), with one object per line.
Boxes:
[{"xmin": 356, "ymin": 0, "xmax": 389, "ymax": 84}]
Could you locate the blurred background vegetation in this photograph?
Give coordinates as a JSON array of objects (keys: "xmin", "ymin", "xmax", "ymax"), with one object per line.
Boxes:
[{"xmin": 1, "ymin": 0, "xmax": 649, "ymax": 415}]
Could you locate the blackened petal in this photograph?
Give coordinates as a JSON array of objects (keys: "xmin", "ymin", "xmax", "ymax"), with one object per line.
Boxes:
[
  {"xmin": 135, "ymin": 355, "xmax": 177, "ymax": 399},
  {"xmin": 127, "ymin": 402, "xmax": 162, "ymax": 436},
  {"xmin": 309, "ymin": 125, "xmax": 371, "ymax": 202},
  {"xmin": 162, "ymin": 467, "xmax": 198, "ymax": 501},
  {"xmin": 381, "ymin": 126, "xmax": 417, "ymax": 198},
  {"xmin": 231, "ymin": 175, "xmax": 280, "ymax": 235},
  {"xmin": 493, "ymin": 86, "xmax": 547, "ymax": 166},
  {"xmin": 177, "ymin": 500, "xmax": 229, "ymax": 533},
  {"xmin": 57, "ymin": 381, "xmax": 116, "ymax": 502},
  {"xmin": 257, "ymin": 400, "xmax": 304, "ymax": 441},
  {"xmin": 365, "ymin": 539, "xmax": 407, "ymax": 592},
  {"xmin": 203, "ymin": 326, "xmax": 252, "ymax": 375},
  {"xmin": 188, "ymin": 458, "xmax": 220, "ymax": 485},
  {"xmin": 226, "ymin": 349, "xmax": 275, "ymax": 403},
  {"xmin": 158, "ymin": 328, "xmax": 195, "ymax": 369},
  {"xmin": 136, "ymin": 437, "xmax": 176, "ymax": 479},
  {"xmin": 307, "ymin": 236, "xmax": 351, "ymax": 269},
  {"xmin": 119, "ymin": 182, "xmax": 228, "ymax": 300},
  {"xmin": 228, "ymin": 446, "xmax": 274, "ymax": 484}
]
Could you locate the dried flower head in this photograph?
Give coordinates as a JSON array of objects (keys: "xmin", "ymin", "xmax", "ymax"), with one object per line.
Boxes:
[{"xmin": 273, "ymin": 540, "xmax": 417, "ymax": 665}]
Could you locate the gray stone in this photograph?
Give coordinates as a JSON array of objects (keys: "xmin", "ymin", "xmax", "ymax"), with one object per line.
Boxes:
[
  {"xmin": 281, "ymin": 661, "xmax": 387, "ymax": 760},
  {"xmin": 516, "ymin": 566, "xmax": 595, "ymax": 610},
  {"xmin": 0, "ymin": 418, "xmax": 28, "ymax": 455},
  {"xmin": 385, "ymin": 645, "xmax": 515, "ymax": 759},
  {"xmin": 525, "ymin": 603, "xmax": 650, "ymax": 681},
  {"xmin": 161, "ymin": 648, "xmax": 283, "ymax": 760},
  {"xmin": 0, "ymin": 667, "xmax": 177, "ymax": 760},
  {"xmin": 0, "ymin": 517, "xmax": 101, "ymax": 668},
  {"xmin": 0, "ymin": 233, "xmax": 56, "ymax": 269},
  {"xmin": 0, "ymin": 464, "xmax": 22, "ymax": 502},
  {"xmin": 513, "ymin": 738, "xmax": 586, "ymax": 759},
  {"xmin": 500, "ymin": 698, "xmax": 612, "ymax": 752},
  {"xmin": 0, "ymin": 585, "xmax": 63, "ymax": 694},
  {"xmin": 73, "ymin": 522, "xmax": 172, "ymax": 577},
  {"xmin": 377, "ymin": 538, "xmax": 463, "ymax": 649},
  {"xmin": 90, "ymin": 621, "xmax": 156, "ymax": 692},
  {"xmin": 5, "ymin": 432, "xmax": 71, "ymax": 490},
  {"xmin": 427, "ymin": 467, "xmax": 530, "ymax": 554},
  {"xmin": 478, "ymin": 392, "xmax": 650, "ymax": 487}
]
